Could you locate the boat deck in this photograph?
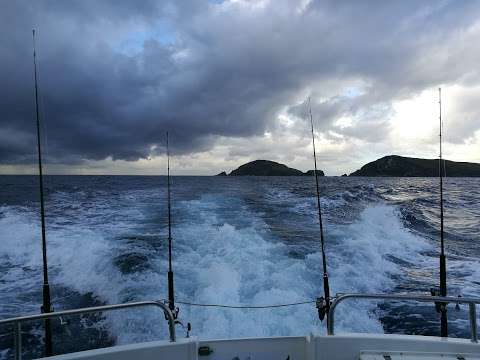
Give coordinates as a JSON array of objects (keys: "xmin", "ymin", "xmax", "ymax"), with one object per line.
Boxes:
[{"xmin": 40, "ymin": 334, "xmax": 480, "ymax": 360}]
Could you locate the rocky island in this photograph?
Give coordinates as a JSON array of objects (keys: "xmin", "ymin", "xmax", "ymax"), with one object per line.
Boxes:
[
  {"xmin": 230, "ymin": 160, "xmax": 303, "ymax": 176},
  {"xmin": 218, "ymin": 160, "xmax": 325, "ymax": 176},
  {"xmin": 349, "ymin": 155, "xmax": 480, "ymax": 177}
]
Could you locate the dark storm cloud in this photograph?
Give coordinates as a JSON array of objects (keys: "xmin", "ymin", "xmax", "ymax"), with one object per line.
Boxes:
[{"xmin": 1, "ymin": 0, "xmax": 479, "ymax": 164}]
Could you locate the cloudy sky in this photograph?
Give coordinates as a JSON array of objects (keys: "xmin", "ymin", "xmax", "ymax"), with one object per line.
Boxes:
[{"xmin": 1, "ymin": 0, "xmax": 479, "ymax": 175}]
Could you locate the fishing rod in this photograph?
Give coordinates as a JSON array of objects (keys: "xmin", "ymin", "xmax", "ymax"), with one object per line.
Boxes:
[
  {"xmin": 438, "ymin": 88, "xmax": 448, "ymax": 337},
  {"xmin": 166, "ymin": 132, "xmax": 177, "ymax": 317},
  {"xmin": 33, "ymin": 29, "xmax": 53, "ymax": 356},
  {"xmin": 308, "ymin": 98, "xmax": 331, "ymax": 321},
  {"xmin": 430, "ymin": 88, "xmax": 448, "ymax": 337}
]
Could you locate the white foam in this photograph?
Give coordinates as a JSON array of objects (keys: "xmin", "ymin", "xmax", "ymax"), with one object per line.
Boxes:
[
  {"xmin": 0, "ymin": 190, "xmax": 453, "ymax": 348},
  {"xmin": 111, "ymin": 199, "xmax": 433, "ymax": 341},
  {"xmin": 328, "ymin": 204, "xmax": 432, "ymax": 332}
]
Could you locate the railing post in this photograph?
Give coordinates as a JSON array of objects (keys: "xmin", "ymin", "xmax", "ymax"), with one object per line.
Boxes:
[
  {"xmin": 327, "ymin": 301, "xmax": 336, "ymax": 335},
  {"xmin": 469, "ymin": 303, "xmax": 478, "ymax": 343},
  {"xmin": 327, "ymin": 316, "xmax": 334, "ymax": 335},
  {"xmin": 13, "ymin": 322, "xmax": 21, "ymax": 360}
]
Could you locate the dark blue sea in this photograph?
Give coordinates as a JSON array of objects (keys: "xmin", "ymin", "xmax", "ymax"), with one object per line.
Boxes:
[{"xmin": 1, "ymin": 175, "xmax": 479, "ymax": 359}]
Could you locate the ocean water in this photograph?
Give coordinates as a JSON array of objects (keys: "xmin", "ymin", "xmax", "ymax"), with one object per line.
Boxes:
[{"xmin": 0, "ymin": 175, "xmax": 479, "ymax": 359}]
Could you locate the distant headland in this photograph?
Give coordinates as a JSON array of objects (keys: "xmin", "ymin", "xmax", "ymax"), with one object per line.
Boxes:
[
  {"xmin": 217, "ymin": 160, "xmax": 324, "ymax": 176},
  {"xmin": 349, "ymin": 155, "xmax": 480, "ymax": 177},
  {"xmin": 216, "ymin": 156, "xmax": 480, "ymax": 177}
]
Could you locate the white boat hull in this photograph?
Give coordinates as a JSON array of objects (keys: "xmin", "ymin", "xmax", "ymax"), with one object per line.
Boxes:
[{"xmin": 41, "ymin": 333, "xmax": 480, "ymax": 360}]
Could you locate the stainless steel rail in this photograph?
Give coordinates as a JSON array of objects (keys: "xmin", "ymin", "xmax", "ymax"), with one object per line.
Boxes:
[
  {"xmin": 327, "ymin": 293, "xmax": 480, "ymax": 343},
  {"xmin": 0, "ymin": 300, "xmax": 176, "ymax": 360}
]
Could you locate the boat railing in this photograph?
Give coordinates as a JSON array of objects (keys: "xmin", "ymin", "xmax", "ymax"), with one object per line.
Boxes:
[
  {"xmin": 328, "ymin": 293, "xmax": 479, "ymax": 343},
  {"xmin": 0, "ymin": 300, "xmax": 176, "ymax": 360}
]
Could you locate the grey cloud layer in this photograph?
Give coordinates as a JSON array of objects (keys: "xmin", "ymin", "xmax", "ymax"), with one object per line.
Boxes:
[{"xmin": 1, "ymin": 0, "xmax": 479, "ymax": 164}]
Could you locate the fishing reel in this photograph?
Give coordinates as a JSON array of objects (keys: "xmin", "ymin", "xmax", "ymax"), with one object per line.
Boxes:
[
  {"xmin": 316, "ymin": 297, "xmax": 331, "ymax": 321},
  {"xmin": 430, "ymin": 288, "xmax": 461, "ymax": 312},
  {"xmin": 430, "ymin": 287, "xmax": 447, "ymax": 313},
  {"xmin": 175, "ymin": 320, "xmax": 192, "ymax": 338},
  {"xmin": 163, "ymin": 303, "xmax": 180, "ymax": 320},
  {"xmin": 162, "ymin": 302, "xmax": 191, "ymax": 337},
  {"xmin": 430, "ymin": 287, "xmax": 462, "ymax": 313},
  {"xmin": 430, "ymin": 287, "xmax": 445, "ymax": 313}
]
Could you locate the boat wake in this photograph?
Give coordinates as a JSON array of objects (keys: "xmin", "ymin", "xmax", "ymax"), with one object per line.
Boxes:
[{"xmin": 1, "ymin": 176, "xmax": 479, "ymax": 357}]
